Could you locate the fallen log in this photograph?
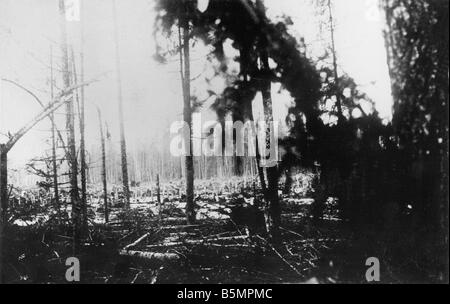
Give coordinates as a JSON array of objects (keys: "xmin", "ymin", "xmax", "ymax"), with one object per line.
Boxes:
[
  {"xmin": 160, "ymin": 217, "xmax": 187, "ymax": 224},
  {"xmin": 160, "ymin": 224, "xmax": 204, "ymax": 230},
  {"xmin": 123, "ymin": 232, "xmax": 151, "ymax": 250},
  {"xmin": 145, "ymin": 243, "xmax": 255, "ymax": 249},
  {"xmin": 119, "ymin": 250, "xmax": 180, "ymax": 261},
  {"xmin": 146, "ymin": 235, "xmax": 249, "ymax": 248},
  {"xmin": 294, "ymin": 238, "xmax": 342, "ymax": 244}
]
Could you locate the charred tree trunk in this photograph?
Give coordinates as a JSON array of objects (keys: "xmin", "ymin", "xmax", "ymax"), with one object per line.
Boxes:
[
  {"xmin": 50, "ymin": 47, "xmax": 60, "ymax": 216},
  {"xmin": 0, "ymin": 146, "xmax": 6, "ymax": 283},
  {"xmin": 97, "ymin": 108, "xmax": 109, "ymax": 223},
  {"xmin": 79, "ymin": 1, "xmax": 88, "ymax": 234},
  {"xmin": 327, "ymin": 0, "xmax": 344, "ymax": 123},
  {"xmin": 156, "ymin": 174, "xmax": 161, "ymax": 218},
  {"xmin": 238, "ymin": 47, "xmax": 267, "ymax": 197},
  {"xmin": 59, "ymin": 0, "xmax": 80, "ymax": 254},
  {"xmin": 255, "ymin": 0, "xmax": 281, "ymax": 243},
  {"xmin": 112, "ymin": 0, "xmax": 131, "ymax": 208},
  {"xmin": 179, "ymin": 17, "xmax": 195, "ymax": 224},
  {"xmin": 70, "ymin": 47, "xmax": 88, "ymax": 235},
  {"xmin": 260, "ymin": 54, "xmax": 281, "ymax": 243}
]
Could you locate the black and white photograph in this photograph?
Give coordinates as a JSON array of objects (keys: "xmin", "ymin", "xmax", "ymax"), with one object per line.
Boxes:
[{"xmin": 0, "ymin": 0, "xmax": 448, "ymax": 286}]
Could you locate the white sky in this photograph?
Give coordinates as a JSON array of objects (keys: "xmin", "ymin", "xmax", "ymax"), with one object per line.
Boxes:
[{"xmin": 0, "ymin": 0, "xmax": 392, "ymax": 173}]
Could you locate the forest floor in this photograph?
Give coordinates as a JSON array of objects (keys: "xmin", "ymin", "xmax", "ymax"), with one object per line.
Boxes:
[{"xmin": 3, "ymin": 179, "xmax": 442, "ymax": 284}]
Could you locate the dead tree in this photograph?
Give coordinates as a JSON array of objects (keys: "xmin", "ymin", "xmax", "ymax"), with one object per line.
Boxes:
[
  {"xmin": 112, "ymin": 0, "xmax": 131, "ymax": 208},
  {"xmin": 59, "ymin": 0, "xmax": 81, "ymax": 254},
  {"xmin": 97, "ymin": 108, "xmax": 109, "ymax": 223},
  {"xmin": 156, "ymin": 173, "xmax": 161, "ymax": 208},
  {"xmin": 78, "ymin": 0, "xmax": 88, "ymax": 233},
  {"xmin": 179, "ymin": 14, "xmax": 196, "ymax": 224},
  {"xmin": 327, "ymin": 0, "xmax": 344, "ymax": 122},
  {"xmin": 50, "ymin": 47, "xmax": 60, "ymax": 213},
  {"xmin": 0, "ymin": 144, "xmax": 6, "ymax": 284},
  {"xmin": 70, "ymin": 47, "xmax": 88, "ymax": 234},
  {"xmin": 0, "ymin": 79, "xmax": 68, "ymax": 156},
  {"xmin": 254, "ymin": 0, "xmax": 281, "ymax": 243},
  {"xmin": 0, "ymin": 79, "xmax": 91, "ymax": 283}
]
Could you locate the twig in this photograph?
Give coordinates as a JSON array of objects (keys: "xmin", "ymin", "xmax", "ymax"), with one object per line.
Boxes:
[
  {"xmin": 256, "ymin": 235, "xmax": 302, "ymax": 277},
  {"xmin": 131, "ymin": 270, "xmax": 143, "ymax": 284},
  {"xmin": 280, "ymin": 226, "xmax": 304, "ymax": 239}
]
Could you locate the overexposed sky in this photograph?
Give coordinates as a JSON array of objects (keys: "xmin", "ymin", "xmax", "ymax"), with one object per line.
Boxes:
[{"xmin": 0, "ymin": 0, "xmax": 392, "ymax": 171}]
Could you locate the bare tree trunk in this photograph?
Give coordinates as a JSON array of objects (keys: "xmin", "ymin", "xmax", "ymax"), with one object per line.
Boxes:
[
  {"xmin": 156, "ymin": 173, "xmax": 161, "ymax": 217},
  {"xmin": 0, "ymin": 145, "xmax": 7, "ymax": 283},
  {"xmin": 50, "ymin": 47, "xmax": 60, "ymax": 216},
  {"xmin": 70, "ymin": 47, "xmax": 88, "ymax": 235},
  {"xmin": 259, "ymin": 73, "xmax": 281, "ymax": 243},
  {"xmin": 252, "ymin": 121, "xmax": 267, "ymax": 194},
  {"xmin": 0, "ymin": 71, "xmax": 90, "ymax": 284},
  {"xmin": 79, "ymin": 0, "xmax": 88, "ymax": 233},
  {"xmin": 59, "ymin": 0, "xmax": 80, "ymax": 254},
  {"xmin": 327, "ymin": 0, "xmax": 343, "ymax": 122},
  {"xmin": 255, "ymin": 0, "xmax": 281, "ymax": 243},
  {"xmin": 238, "ymin": 47, "xmax": 267, "ymax": 197},
  {"xmin": 97, "ymin": 108, "xmax": 108, "ymax": 223},
  {"xmin": 179, "ymin": 18, "xmax": 195, "ymax": 224},
  {"xmin": 112, "ymin": 0, "xmax": 131, "ymax": 208}
]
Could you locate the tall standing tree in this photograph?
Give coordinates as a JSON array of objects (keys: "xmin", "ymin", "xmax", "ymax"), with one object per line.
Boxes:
[
  {"xmin": 253, "ymin": 0, "xmax": 281, "ymax": 242},
  {"xmin": 154, "ymin": 0, "xmax": 198, "ymax": 224},
  {"xmin": 59, "ymin": 0, "xmax": 81, "ymax": 254},
  {"xmin": 78, "ymin": 0, "xmax": 88, "ymax": 234},
  {"xmin": 382, "ymin": 0, "xmax": 449, "ymax": 277},
  {"xmin": 154, "ymin": 0, "xmax": 322, "ymax": 241},
  {"xmin": 179, "ymin": 17, "xmax": 196, "ymax": 224},
  {"xmin": 112, "ymin": 0, "xmax": 131, "ymax": 208},
  {"xmin": 50, "ymin": 47, "xmax": 60, "ymax": 212},
  {"xmin": 97, "ymin": 108, "xmax": 109, "ymax": 223},
  {"xmin": 326, "ymin": 0, "xmax": 343, "ymax": 122}
]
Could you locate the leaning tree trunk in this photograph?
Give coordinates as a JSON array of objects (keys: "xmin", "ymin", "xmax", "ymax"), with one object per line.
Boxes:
[
  {"xmin": 0, "ymin": 77, "xmax": 88, "ymax": 283},
  {"xmin": 180, "ymin": 18, "xmax": 196, "ymax": 224}
]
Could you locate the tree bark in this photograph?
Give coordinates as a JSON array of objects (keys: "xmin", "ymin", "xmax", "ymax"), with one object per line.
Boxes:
[{"xmin": 119, "ymin": 250, "xmax": 180, "ymax": 261}]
